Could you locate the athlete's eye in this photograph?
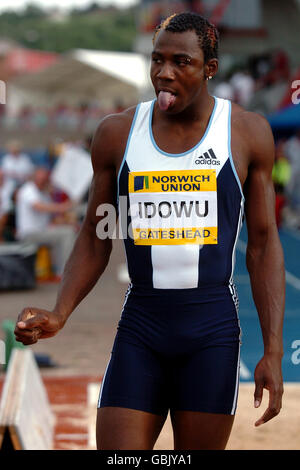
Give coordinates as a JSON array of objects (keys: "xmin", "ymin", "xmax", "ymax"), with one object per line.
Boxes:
[
  {"xmin": 152, "ymin": 57, "xmax": 162, "ymax": 64},
  {"xmin": 174, "ymin": 57, "xmax": 191, "ymax": 67}
]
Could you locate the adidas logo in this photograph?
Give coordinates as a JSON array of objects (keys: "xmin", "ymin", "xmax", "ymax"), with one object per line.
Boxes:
[{"xmin": 195, "ymin": 148, "xmax": 220, "ymax": 166}]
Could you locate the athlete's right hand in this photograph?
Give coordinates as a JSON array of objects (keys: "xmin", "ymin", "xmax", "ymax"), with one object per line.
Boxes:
[{"xmin": 14, "ymin": 308, "xmax": 65, "ymax": 345}]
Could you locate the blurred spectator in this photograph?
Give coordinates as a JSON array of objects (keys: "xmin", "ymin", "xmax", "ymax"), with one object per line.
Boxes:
[
  {"xmin": 230, "ymin": 70, "xmax": 255, "ymax": 107},
  {"xmin": 249, "ymin": 52, "xmax": 272, "ymax": 82},
  {"xmin": 263, "ymin": 49, "xmax": 290, "ymax": 86},
  {"xmin": 16, "ymin": 167, "xmax": 77, "ymax": 275},
  {"xmin": 0, "ymin": 169, "xmax": 15, "ymax": 241},
  {"xmin": 43, "ymin": 139, "xmax": 65, "ymax": 170},
  {"xmin": 31, "ymin": 107, "xmax": 49, "ymax": 129},
  {"xmin": 19, "ymin": 106, "xmax": 33, "ymax": 129},
  {"xmin": 1, "ymin": 140, "xmax": 34, "ymax": 189},
  {"xmin": 213, "ymin": 80, "xmax": 235, "ymax": 100},
  {"xmin": 272, "ymin": 142, "xmax": 291, "ymax": 190},
  {"xmin": 250, "ymin": 49, "xmax": 290, "ymax": 91},
  {"xmin": 284, "ymin": 129, "xmax": 300, "ymax": 212}
]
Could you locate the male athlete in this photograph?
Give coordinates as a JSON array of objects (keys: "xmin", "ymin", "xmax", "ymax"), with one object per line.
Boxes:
[{"xmin": 14, "ymin": 13, "xmax": 285, "ymax": 450}]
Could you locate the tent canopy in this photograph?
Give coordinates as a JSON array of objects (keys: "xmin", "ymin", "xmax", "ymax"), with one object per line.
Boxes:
[
  {"xmin": 73, "ymin": 49, "xmax": 149, "ymax": 89},
  {"xmin": 8, "ymin": 49, "xmax": 151, "ymax": 110}
]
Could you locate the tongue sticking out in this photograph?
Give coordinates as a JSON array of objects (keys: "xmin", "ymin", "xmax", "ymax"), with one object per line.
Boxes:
[{"xmin": 158, "ymin": 91, "xmax": 176, "ymax": 111}]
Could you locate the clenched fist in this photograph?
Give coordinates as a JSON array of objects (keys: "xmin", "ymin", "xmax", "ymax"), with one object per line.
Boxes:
[{"xmin": 14, "ymin": 308, "xmax": 64, "ymax": 345}]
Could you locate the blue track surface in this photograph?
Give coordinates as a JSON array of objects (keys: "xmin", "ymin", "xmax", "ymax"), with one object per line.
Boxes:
[{"xmin": 235, "ymin": 225, "xmax": 300, "ymax": 382}]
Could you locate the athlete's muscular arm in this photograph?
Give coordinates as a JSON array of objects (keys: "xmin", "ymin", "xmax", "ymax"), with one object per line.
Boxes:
[
  {"xmin": 14, "ymin": 110, "xmax": 134, "ymax": 345},
  {"xmin": 242, "ymin": 112, "xmax": 285, "ymax": 426}
]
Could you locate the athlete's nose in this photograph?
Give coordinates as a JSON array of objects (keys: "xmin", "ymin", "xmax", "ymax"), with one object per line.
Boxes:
[{"xmin": 157, "ymin": 62, "xmax": 175, "ymax": 80}]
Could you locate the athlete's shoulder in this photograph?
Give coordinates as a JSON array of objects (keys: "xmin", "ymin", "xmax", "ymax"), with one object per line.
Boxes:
[
  {"xmin": 230, "ymin": 101, "xmax": 275, "ymax": 164},
  {"xmin": 95, "ymin": 105, "xmax": 138, "ymax": 140},
  {"xmin": 91, "ymin": 105, "xmax": 140, "ymax": 170},
  {"xmin": 231, "ymin": 102, "xmax": 272, "ymax": 138}
]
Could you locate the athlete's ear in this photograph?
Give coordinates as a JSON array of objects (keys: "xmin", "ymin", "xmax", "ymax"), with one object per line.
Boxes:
[{"xmin": 204, "ymin": 59, "xmax": 218, "ymax": 81}]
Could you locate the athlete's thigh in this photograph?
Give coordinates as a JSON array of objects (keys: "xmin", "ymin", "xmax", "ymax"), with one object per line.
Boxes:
[
  {"xmin": 170, "ymin": 339, "xmax": 240, "ymax": 416},
  {"xmin": 171, "ymin": 410, "xmax": 235, "ymax": 450},
  {"xmin": 97, "ymin": 407, "xmax": 166, "ymax": 450},
  {"xmin": 169, "ymin": 331, "xmax": 240, "ymax": 449},
  {"xmin": 96, "ymin": 336, "xmax": 169, "ymax": 449}
]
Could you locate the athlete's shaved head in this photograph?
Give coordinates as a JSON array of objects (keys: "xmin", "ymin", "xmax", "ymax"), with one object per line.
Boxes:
[{"xmin": 153, "ymin": 12, "xmax": 219, "ymax": 64}]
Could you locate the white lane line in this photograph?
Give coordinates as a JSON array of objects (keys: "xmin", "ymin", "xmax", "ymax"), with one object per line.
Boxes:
[
  {"xmin": 285, "ymin": 272, "xmax": 300, "ymax": 290},
  {"xmin": 240, "ymin": 359, "xmax": 251, "ymax": 380},
  {"xmin": 237, "ymin": 240, "xmax": 300, "ymax": 290}
]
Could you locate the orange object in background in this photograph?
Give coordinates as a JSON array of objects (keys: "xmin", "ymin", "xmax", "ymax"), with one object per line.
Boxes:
[{"xmin": 35, "ymin": 245, "xmax": 53, "ymax": 281}]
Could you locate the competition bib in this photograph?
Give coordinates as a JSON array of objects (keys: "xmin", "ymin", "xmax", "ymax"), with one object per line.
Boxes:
[{"xmin": 128, "ymin": 170, "xmax": 218, "ymax": 245}]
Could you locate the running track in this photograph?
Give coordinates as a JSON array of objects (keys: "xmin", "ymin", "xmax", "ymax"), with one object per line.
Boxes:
[{"xmin": 236, "ymin": 225, "xmax": 300, "ymax": 382}]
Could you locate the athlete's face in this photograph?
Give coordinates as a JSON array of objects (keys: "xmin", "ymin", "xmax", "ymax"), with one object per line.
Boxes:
[{"xmin": 151, "ymin": 29, "xmax": 217, "ymax": 114}]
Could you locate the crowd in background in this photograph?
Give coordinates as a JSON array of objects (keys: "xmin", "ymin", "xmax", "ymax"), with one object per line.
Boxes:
[
  {"xmin": 0, "ymin": 102, "xmax": 125, "ymax": 134},
  {"xmin": 213, "ymin": 49, "xmax": 290, "ymax": 111},
  {"xmin": 0, "ymin": 138, "xmax": 92, "ymax": 279}
]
